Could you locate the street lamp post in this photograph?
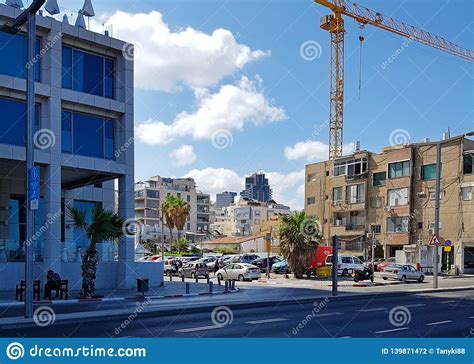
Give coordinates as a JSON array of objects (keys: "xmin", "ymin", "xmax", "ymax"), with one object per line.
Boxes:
[{"xmin": 1, "ymin": 0, "xmax": 46, "ymax": 318}]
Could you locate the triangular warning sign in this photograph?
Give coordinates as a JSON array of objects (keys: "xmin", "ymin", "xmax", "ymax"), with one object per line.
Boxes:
[{"xmin": 428, "ymin": 234, "xmax": 441, "ymax": 246}]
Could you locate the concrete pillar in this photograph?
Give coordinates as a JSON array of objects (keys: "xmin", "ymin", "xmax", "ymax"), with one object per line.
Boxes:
[{"xmin": 117, "ymin": 174, "xmax": 135, "ymax": 289}]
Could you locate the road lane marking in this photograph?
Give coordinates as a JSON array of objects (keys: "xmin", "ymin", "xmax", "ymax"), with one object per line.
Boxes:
[
  {"xmin": 375, "ymin": 327, "xmax": 409, "ymax": 334},
  {"xmin": 437, "ymin": 300, "xmax": 457, "ymax": 304},
  {"xmin": 174, "ymin": 325, "xmax": 222, "ymax": 333},
  {"xmin": 246, "ymin": 318, "xmax": 288, "ymax": 325},
  {"xmin": 339, "ymin": 336, "xmax": 351, "ymax": 338},
  {"xmin": 358, "ymin": 307, "xmax": 386, "ymax": 312},
  {"xmin": 404, "ymin": 304, "xmax": 426, "ymax": 308},
  {"xmin": 426, "ymin": 320, "xmax": 452, "ymax": 326},
  {"xmin": 469, "ymin": 316, "xmax": 474, "ymax": 319},
  {"xmin": 313, "ymin": 312, "xmax": 344, "ymax": 318}
]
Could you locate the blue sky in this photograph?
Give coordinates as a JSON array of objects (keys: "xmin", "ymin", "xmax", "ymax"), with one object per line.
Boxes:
[{"xmin": 61, "ymin": 0, "xmax": 473, "ymax": 208}]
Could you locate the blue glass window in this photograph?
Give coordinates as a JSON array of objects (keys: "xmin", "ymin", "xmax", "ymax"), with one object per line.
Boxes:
[
  {"xmin": 0, "ymin": 97, "xmax": 40, "ymax": 146},
  {"xmin": 62, "ymin": 46, "xmax": 114, "ymax": 99},
  {"xmin": 61, "ymin": 110, "xmax": 114, "ymax": 159},
  {"xmin": 0, "ymin": 31, "xmax": 41, "ymax": 81}
]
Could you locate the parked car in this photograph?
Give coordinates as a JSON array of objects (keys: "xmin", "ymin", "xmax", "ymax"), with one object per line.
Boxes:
[
  {"xmin": 371, "ymin": 258, "xmax": 386, "ymax": 272},
  {"xmin": 178, "ymin": 262, "xmax": 209, "ymax": 279},
  {"xmin": 325, "ymin": 254, "xmax": 364, "ymax": 276},
  {"xmin": 381, "ymin": 264, "xmax": 424, "ymax": 282},
  {"xmin": 272, "ymin": 259, "xmax": 290, "ymax": 274},
  {"xmin": 239, "ymin": 254, "xmax": 260, "ymax": 264},
  {"xmin": 164, "ymin": 258, "xmax": 182, "ymax": 276},
  {"xmin": 147, "ymin": 255, "xmax": 161, "ymax": 262},
  {"xmin": 216, "ymin": 263, "xmax": 261, "ymax": 281},
  {"xmin": 197, "ymin": 257, "xmax": 217, "ymax": 270},
  {"xmin": 378, "ymin": 257, "xmax": 396, "ymax": 272},
  {"xmin": 218, "ymin": 255, "xmax": 237, "ymax": 266},
  {"xmin": 251, "ymin": 256, "xmax": 282, "ymax": 272}
]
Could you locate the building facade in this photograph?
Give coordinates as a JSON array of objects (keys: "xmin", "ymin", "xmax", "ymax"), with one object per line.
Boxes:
[
  {"xmin": 305, "ymin": 134, "xmax": 474, "ymax": 274},
  {"xmin": 0, "ymin": 5, "xmax": 161, "ymax": 290},
  {"xmin": 240, "ymin": 172, "xmax": 272, "ymax": 202},
  {"xmin": 215, "ymin": 191, "xmax": 237, "ymax": 209}
]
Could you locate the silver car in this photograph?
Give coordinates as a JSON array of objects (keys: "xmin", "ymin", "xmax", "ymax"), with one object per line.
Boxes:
[
  {"xmin": 216, "ymin": 263, "xmax": 261, "ymax": 282},
  {"xmin": 381, "ymin": 264, "xmax": 424, "ymax": 282}
]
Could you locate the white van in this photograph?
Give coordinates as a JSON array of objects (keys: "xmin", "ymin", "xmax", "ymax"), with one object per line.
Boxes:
[{"xmin": 325, "ymin": 254, "xmax": 364, "ymax": 276}]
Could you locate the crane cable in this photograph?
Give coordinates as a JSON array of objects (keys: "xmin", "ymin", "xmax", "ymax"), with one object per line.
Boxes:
[{"xmin": 358, "ymin": 35, "xmax": 364, "ymax": 100}]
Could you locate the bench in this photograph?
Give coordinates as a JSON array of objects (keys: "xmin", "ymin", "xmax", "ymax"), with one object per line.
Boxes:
[
  {"xmin": 44, "ymin": 279, "xmax": 69, "ymax": 300},
  {"xmin": 15, "ymin": 280, "xmax": 40, "ymax": 301}
]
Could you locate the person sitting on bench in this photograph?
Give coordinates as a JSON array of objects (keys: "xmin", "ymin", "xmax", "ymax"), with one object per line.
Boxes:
[{"xmin": 44, "ymin": 270, "xmax": 62, "ymax": 300}]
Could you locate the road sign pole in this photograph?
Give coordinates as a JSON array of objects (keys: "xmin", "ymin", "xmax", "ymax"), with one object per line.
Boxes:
[
  {"xmin": 371, "ymin": 231, "xmax": 376, "ymax": 278},
  {"xmin": 433, "ymin": 142, "xmax": 441, "ymax": 289},
  {"xmin": 331, "ymin": 235, "xmax": 338, "ymax": 297}
]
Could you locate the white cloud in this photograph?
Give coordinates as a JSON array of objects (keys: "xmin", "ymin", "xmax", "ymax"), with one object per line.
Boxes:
[
  {"xmin": 99, "ymin": 11, "xmax": 269, "ymax": 92},
  {"xmin": 169, "ymin": 145, "xmax": 196, "ymax": 166},
  {"xmin": 183, "ymin": 167, "xmax": 304, "ymax": 210},
  {"xmin": 136, "ymin": 76, "xmax": 286, "ymax": 145},
  {"xmin": 284, "ymin": 140, "xmax": 355, "ymax": 162}
]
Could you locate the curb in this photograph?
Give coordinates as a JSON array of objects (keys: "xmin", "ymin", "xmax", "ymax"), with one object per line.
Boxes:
[{"xmin": 0, "ymin": 289, "xmax": 238, "ymax": 310}]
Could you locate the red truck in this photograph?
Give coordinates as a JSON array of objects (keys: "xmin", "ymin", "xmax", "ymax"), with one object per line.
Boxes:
[{"xmin": 307, "ymin": 246, "xmax": 334, "ymax": 274}]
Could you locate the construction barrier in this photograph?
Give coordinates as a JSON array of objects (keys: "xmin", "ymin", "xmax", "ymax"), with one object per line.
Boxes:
[{"xmin": 315, "ymin": 267, "xmax": 331, "ymax": 278}]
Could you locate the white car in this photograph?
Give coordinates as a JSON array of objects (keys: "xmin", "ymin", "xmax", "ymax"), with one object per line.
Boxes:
[
  {"xmin": 325, "ymin": 254, "xmax": 364, "ymax": 276},
  {"xmin": 197, "ymin": 257, "xmax": 217, "ymax": 270},
  {"xmin": 216, "ymin": 263, "xmax": 261, "ymax": 282},
  {"xmin": 381, "ymin": 264, "xmax": 425, "ymax": 282}
]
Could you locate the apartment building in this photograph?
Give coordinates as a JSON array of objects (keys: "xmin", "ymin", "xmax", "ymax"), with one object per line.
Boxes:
[
  {"xmin": 196, "ymin": 192, "xmax": 211, "ymax": 232},
  {"xmin": 0, "ymin": 5, "xmax": 161, "ymax": 290},
  {"xmin": 240, "ymin": 172, "xmax": 272, "ymax": 202},
  {"xmin": 215, "ymin": 191, "xmax": 237, "ymax": 209},
  {"xmin": 305, "ymin": 133, "xmax": 474, "ymax": 274}
]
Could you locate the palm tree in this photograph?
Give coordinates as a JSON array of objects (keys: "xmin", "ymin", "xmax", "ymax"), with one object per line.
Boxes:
[
  {"xmin": 161, "ymin": 195, "xmax": 177, "ymax": 250},
  {"xmin": 172, "ymin": 197, "xmax": 190, "ymax": 252},
  {"xmin": 67, "ymin": 204, "xmax": 125, "ymax": 298},
  {"xmin": 279, "ymin": 212, "xmax": 322, "ymax": 278}
]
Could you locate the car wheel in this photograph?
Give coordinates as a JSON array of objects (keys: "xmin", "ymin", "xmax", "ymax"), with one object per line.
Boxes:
[
  {"xmin": 191, "ymin": 272, "xmax": 195, "ymax": 279},
  {"xmin": 342, "ymin": 269, "xmax": 349, "ymax": 277},
  {"xmin": 418, "ymin": 275, "xmax": 424, "ymax": 283},
  {"xmin": 238, "ymin": 275, "xmax": 245, "ymax": 282},
  {"xmin": 400, "ymin": 275, "xmax": 406, "ymax": 282},
  {"xmin": 217, "ymin": 273, "xmax": 223, "ymax": 281},
  {"xmin": 382, "ymin": 277, "xmax": 388, "ymax": 280},
  {"xmin": 353, "ymin": 276, "xmax": 359, "ymax": 283}
]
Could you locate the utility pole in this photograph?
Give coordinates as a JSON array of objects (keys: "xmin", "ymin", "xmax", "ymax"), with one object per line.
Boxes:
[
  {"xmin": 331, "ymin": 235, "xmax": 338, "ymax": 296},
  {"xmin": 433, "ymin": 141, "xmax": 442, "ymax": 289},
  {"xmin": 160, "ymin": 207, "xmax": 165, "ymax": 261},
  {"xmin": 371, "ymin": 230, "xmax": 376, "ymax": 278}
]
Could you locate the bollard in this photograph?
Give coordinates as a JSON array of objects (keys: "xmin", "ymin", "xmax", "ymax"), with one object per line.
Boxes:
[
  {"xmin": 231, "ymin": 281, "xmax": 235, "ymax": 290},
  {"xmin": 206, "ymin": 275, "xmax": 210, "ymax": 284},
  {"xmin": 169, "ymin": 274, "xmax": 172, "ymax": 282},
  {"xmin": 195, "ymin": 275, "xmax": 199, "ymax": 283},
  {"xmin": 217, "ymin": 276, "xmax": 221, "ymax": 286},
  {"xmin": 209, "ymin": 282, "xmax": 213, "ymax": 293},
  {"xmin": 182, "ymin": 275, "xmax": 185, "ymax": 282},
  {"xmin": 224, "ymin": 281, "xmax": 229, "ymax": 292},
  {"xmin": 185, "ymin": 282, "xmax": 190, "ymax": 294}
]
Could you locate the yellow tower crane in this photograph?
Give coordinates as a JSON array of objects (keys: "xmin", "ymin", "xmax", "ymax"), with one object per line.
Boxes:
[{"xmin": 314, "ymin": 0, "xmax": 474, "ymax": 160}]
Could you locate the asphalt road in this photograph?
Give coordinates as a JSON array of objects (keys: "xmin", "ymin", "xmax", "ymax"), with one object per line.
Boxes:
[{"xmin": 2, "ymin": 289, "xmax": 472, "ymax": 338}]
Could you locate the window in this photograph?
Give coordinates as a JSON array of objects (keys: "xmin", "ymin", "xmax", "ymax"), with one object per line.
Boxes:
[
  {"xmin": 388, "ymin": 160, "xmax": 410, "ymax": 178},
  {"xmin": 386, "ymin": 217, "xmax": 409, "ymax": 233},
  {"xmin": 463, "ymin": 152, "xmax": 473, "ymax": 174},
  {"xmin": 0, "ymin": 97, "xmax": 40, "ymax": 146},
  {"xmin": 462, "ymin": 187, "xmax": 472, "ymax": 201},
  {"xmin": 62, "ymin": 46, "xmax": 115, "ymax": 99},
  {"xmin": 346, "ymin": 183, "xmax": 365, "ymax": 204},
  {"xmin": 372, "ymin": 172, "xmax": 386, "ymax": 186},
  {"xmin": 61, "ymin": 110, "xmax": 114, "ymax": 159},
  {"xmin": 332, "ymin": 187, "xmax": 343, "ymax": 203},
  {"xmin": 0, "ymin": 31, "xmax": 40, "ymax": 81},
  {"xmin": 341, "ymin": 257, "xmax": 352, "ymax": 264},
  {"xmin": 306, "ymin": 197, "xmax": 316, "ymax": 205},
  {"xmin": 146, "ymin": 190, "xmax": 159, "ymax": 199},
  {"xmin": 186, "ymin": 195, "xmax": 191, "ymax": 202},
  {"xmin": 387, "ymin": 188, "xmax": 409, "ymax": 206},
  {"xmin": 334, "ymin": 158, "xmax": 368, "ymax": 177},
  {"xmin": 307, "ymin": 173, "xmax": 316, "ymax": 182},
  {"xmin": 421, "ymin": 164, "xmax": 439, "ymax": 180},
  {"xmin": 429, "ymin": 191, "xmax": 443, "ymax": 201},
  {"xmin": 371, "ymin": 224, "xmax": 381, "ymax": 234},
  {"xmin": 428, "ymin": 221, "xmax": 442, "ymax": 230},
  {"xmin": 370, "ymin": 197, "xmax": 382, "ymax": 208}
]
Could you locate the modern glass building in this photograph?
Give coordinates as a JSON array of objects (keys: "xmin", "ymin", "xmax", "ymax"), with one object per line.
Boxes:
[
  {"xmin": 0, "ymin": 4, "xmax": 161, "ymax": 290},
  {"xmin": 215, "ymin": 191, "xmax": 237, "ymax": 209},
  {"xmin": 240, "ymin": 173, "xmax": 272, "ymax": 202}
]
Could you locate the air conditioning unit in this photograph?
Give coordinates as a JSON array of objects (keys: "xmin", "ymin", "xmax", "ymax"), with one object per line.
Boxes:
[
  {"xmin": 417, "ymin": 192, "xmax": 426, "ymax": 198},
  {"xmin": 384, "ymin": 205, "xmax": 392, "ymax": 213}
]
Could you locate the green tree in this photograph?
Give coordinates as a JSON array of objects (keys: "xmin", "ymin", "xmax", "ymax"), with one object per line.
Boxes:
[
  {"xmin": 172, "ymin": 197, "xmax": 190, "ymax": 252},
  {"xmin": 279, "ymin": 212, "xmax": 321, "ymax": 278},
  {"xmin": 67, "ymin": 204, "xmax": 125, "ymax": 298},
  {"xmin": 161, "ymin": 195, "xmax": 177, "ymax": 250}
]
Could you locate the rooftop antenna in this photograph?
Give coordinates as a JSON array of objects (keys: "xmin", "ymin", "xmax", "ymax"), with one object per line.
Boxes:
[
  {"xmin": 6, "ymin": 0, "xmax": 23, "ymax": 8},
  {"xmin": 44, "ymin": 0, "xmax": 60, "ymax": 15},
  {"xmin": 80, "ymin": 0, "xmax": 95, "ymax": 30}
]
